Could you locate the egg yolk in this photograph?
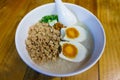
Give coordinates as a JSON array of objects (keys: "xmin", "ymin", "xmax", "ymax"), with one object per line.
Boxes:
[
  {"xmin": 66, "ymin": 27, "xmax": 79, "ymax": 39},
  {"xmin": 62, "ymin": 43, "xmax": 78, "ymax": 58}
]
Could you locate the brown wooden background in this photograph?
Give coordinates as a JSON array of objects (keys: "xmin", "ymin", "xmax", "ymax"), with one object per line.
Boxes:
[{"xmin": 0, "ymin": 0, "xmax": 120, "ymax": 80}]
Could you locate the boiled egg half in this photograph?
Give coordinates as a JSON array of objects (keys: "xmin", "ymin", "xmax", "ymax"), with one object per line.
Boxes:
[
  {"xmin": 59, "ymin": 41, "xmax": 88, "ymax": 62},
  {"xmin": 61, "ymin": 26, "xmax": 87, "ymax": 42}
]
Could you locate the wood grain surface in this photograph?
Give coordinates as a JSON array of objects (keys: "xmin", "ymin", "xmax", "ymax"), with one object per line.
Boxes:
[{"xmin": 0, "ymin": 0, "xmax": 120, "ymax": 80}]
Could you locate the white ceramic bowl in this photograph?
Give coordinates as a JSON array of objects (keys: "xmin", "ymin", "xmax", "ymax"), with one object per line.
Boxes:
[{"xmin": 15, "ymin": 3, "xmax": 106, "ymax": 77}]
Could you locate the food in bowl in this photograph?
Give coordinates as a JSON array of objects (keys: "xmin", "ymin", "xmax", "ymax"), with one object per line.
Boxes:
[
  {"xmin": 25, "ymin": 22, "xmax": 61, "ymax": 63},
  {"xmin": 59, "ymin": 41, "xmax": 88, "ymax": 62},
  {"xmin": 61, "ymin": 26, "xmax": 87, "ymax": 42},
  {"xmin": 25, "ymin": 14, "xmax": 94, "ymax": 73},
  {"xmin": 25, "ymin": 14, "xmax": 90, "ymax": 63}
]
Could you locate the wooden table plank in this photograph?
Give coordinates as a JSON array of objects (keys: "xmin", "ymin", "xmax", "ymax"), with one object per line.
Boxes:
[
  {"xmin": 97, "ymin": 0, "xmax": 120, "ymax": 80},
  {"xmin": 0, "ymin": 0, "xmax": 30, "ymax": 80}
]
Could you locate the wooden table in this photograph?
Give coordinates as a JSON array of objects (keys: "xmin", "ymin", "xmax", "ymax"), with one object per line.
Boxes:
[{"xmin": 0, "ymin": 0, "xmax": 120, "ymax": 80}]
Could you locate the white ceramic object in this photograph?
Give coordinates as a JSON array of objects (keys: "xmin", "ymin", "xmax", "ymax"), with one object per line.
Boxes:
[
  {"xmin": 15, "ymin": 3, "xmax": 106, "ymax": 77},
  {"xmin": 55, "ymin": 0, "xmax": 77, "ymax": 26}
]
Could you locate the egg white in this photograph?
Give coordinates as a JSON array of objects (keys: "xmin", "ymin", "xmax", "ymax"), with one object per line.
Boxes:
[
  {"xmin": 59, "ymin": 41, "xmax": 88, "ymax": 62},
  {"xmin": 61, "ymin": 26, "xmax": 87, "ymax": 42}
]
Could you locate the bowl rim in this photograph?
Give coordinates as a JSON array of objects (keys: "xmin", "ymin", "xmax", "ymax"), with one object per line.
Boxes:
[{"xmin": 15, "ymin": 2, "xmax": 106, "ymax": 77}]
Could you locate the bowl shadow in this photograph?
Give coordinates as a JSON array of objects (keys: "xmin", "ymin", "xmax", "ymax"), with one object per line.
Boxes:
[{"xmin": 23, "ymin": 67, "xmax": 60, "ymax": 80}]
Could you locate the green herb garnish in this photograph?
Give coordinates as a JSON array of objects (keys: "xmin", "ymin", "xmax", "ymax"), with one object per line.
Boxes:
[{"xmin": 40, "ymin": 15, "xmax": 58, "ymax": 23}]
